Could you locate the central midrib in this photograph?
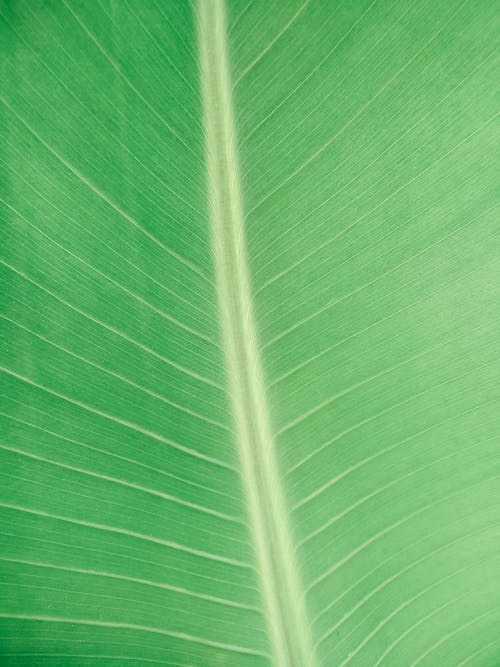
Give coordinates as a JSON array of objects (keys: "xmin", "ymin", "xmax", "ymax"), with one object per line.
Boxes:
[{"xmin": 197, "ymin": 1, "xmax": 318, "ymax": 665}]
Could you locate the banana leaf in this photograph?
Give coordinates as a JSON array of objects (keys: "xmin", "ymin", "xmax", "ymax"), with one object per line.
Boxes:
[{"xmin": 1, "ymin": 0, "xmax": 499, "ymax": 665}]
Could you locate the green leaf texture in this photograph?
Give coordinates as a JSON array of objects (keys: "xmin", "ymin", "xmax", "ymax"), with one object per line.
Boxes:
[{"xmin": 1, "ymin": 1, "xmax": 499, "ymax": 665}]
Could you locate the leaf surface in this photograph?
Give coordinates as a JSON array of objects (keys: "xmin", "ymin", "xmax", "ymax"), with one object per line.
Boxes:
[{"xmin": 1, "ymin": 0, "xmax": 499, "ymax": 665}]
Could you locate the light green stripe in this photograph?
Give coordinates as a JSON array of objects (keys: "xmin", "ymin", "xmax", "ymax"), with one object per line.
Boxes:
[{"xmin": 197, "ymin": 1, "xmax": 318, "ymax": 665}]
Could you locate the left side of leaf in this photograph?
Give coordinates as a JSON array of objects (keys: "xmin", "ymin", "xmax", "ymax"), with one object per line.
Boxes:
[{"xmin": 0, "ymin": 1, "xmax": 268, "ymax": 665}]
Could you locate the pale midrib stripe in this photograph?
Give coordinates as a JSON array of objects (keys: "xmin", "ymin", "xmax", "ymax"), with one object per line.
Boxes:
[{"xmin": 197, "ymin": 2, "xmax": 317, "ymax": 666}]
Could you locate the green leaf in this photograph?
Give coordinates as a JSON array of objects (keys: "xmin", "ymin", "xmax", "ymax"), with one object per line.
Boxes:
[{"xmin": 1, "ymin": 0, "xmax": 499, "ymax": 665}]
